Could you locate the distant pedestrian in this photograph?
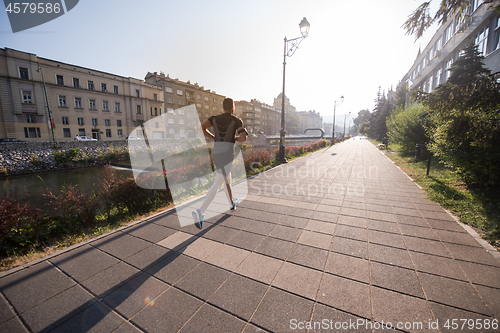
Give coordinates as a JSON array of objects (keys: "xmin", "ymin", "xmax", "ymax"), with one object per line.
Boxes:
[
  {"xmin": 192, "ymin": 98, "xmax": 247, "ymax": 228},
  {"xmin": 74, "ymin": 135, "xmax": 79, "ymax": 141}
]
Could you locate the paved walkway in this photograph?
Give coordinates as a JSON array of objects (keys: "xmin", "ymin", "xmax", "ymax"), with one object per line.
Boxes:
[{"xmin": 1, "ymin": 138, "xmax": 499, "ymax": 333}]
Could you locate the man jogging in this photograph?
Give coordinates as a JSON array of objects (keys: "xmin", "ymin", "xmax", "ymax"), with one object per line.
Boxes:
[{"xmin": 192, "ymin": 98, "xmax": 247, "ymax": 228}]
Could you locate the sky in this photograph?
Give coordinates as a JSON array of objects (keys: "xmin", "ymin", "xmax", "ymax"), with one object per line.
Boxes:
[{"xmin": 0, "ymin": 0, "xmax": 439, "ymax": 124}]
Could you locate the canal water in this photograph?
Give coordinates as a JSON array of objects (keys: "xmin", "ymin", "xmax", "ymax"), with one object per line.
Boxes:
[{"xmin": 0, "ymin": 164, "xmax": 133, "ymax": 209}]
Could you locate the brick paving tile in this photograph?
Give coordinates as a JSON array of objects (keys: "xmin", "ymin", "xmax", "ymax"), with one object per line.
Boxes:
[
  {"xmin": 370, "ymin": 261, "xmax": 425, "ymax": 298},
  {"xmin": 287, "ymin": 244, "xmax": 329, "ymax": 271},
  {"xmin": 254, "ymin": 237, "xmax": 295, "ymax": 260},
  {"xmin": 179, "ymin": 303, "xmax": 246, "ymax": 333},
  {"xmin": 272, "ymin": 262, "xmax": 323, "ymax": 300},
  {"xmin": 251, "ymin": 287, "xmax": 314, "ymax": 332},
  {"xmin": 317, "ymin": 273, "xmax": 371, "ymax": 319},
  {"xmin": 208, "ymin": 274, "xmax": 268, "ymax": 320},
  {"xmin": 226, "ymin": 230, "xmax": 265, "ymax": 251},
  {"xmin": 131, "ymin": 287, "xmax": 202, "ymax": 333},
  {"xmin": 175, "ymin": 262, "xmax": 230, "ymax": 300}
]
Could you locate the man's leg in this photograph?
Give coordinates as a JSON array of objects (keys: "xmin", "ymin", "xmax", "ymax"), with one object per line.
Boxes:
[
  {"xmin": 200, "ymin": 172, "xmax": 225, "ymax": 214},
  {"xmin": 222, "ymin": 172, "xmax": 234, "ymax": 206}
]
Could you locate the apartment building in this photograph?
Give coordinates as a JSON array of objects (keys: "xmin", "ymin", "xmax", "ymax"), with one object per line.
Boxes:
[
  {"xmin": 401, "ymin": 0, "xmax": 500, "ymax": 93},
  {"xmin": 250, "ymin": 99, "xmax": 280, "ymax": 135},
  {"xmin": 144, "ymin": 72, "xmax": 225, "ymax": 138},
  {"xmin": 273, "ymin": 92, "xmax": 296, "ymax": 114},
  {"xmin": 0, "ymin": 48, "xmax": 163, "ymax": 141},
  {"xmin": 235, "ymin": 100, "xmax": 261, "ymax": 134},
  {"xmin": 297, "ymin": 110, "xmax": 323, "ymax": 134}
]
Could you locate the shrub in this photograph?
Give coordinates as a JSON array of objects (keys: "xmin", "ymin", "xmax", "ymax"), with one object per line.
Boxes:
[{"xmin": 387, "ymin": 105, "xmax": 432, "ymax": 154}]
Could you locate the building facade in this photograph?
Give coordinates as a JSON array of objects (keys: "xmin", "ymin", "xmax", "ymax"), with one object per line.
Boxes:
[
  {"xmin": 235, "ymin": 100, "xmax": 261, "ymax": 134},
  {"xmin": 250, "ymin": 99, "xmax": 280, "ymax": 135},
  {"xmin": 273, "ymin": 92, "xmax": 296, "ymax": 114},
  {"xmin": 0, "ymin": 48, "xmax": 163, "ymax": 142},
  {"xmin": 401, "ymin": 0, "xmax": 500, "ymax": 93},
  {"xmin": 297, "ymin": 110, "xmax": 323, "ymax": 134}
]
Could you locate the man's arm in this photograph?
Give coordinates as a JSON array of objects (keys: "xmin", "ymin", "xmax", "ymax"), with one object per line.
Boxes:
[
  {"xmin": 201, "ymin": 119, "xmax": 215, "ymax": 140},
  {"xmin": 236, "ymin": 126, "xmax": 247, "ymax": 142}
]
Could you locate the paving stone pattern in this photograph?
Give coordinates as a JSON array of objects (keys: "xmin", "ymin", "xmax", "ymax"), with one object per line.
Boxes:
[{"xmin": 1, "ymin": 138, "xmax": 499, "ymax": 332}]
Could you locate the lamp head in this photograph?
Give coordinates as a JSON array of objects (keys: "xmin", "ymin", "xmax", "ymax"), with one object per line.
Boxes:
[
  {"xmin": 341, "ymin": 96, "xmax": 344, "ymax": 102},
  {"xmin": 299, "ymin": 17, "xmax": 310, "ymax": 37}
]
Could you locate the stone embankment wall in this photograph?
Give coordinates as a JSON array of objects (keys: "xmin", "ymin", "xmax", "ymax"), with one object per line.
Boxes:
[{"xmin": 0, "ymin": 139, "xmax": 185, "ymax": 176}]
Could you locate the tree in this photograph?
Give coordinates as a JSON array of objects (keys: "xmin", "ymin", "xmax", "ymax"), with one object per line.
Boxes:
[
  {"xmin": 387, "ymin": 105, "xmax": 432, "ymax": 154},
  {"xmin": 412, "ymin": 43, "xmax": 500, "ymax": 186},
  {"xmin": 352, "ymin": 109, "xmax": 371, "ymax": 134},
  {"xmin": 371, "ymin": 90, "xmax": 395, "ymax": 140},
  {"xmin": 404, "ymin": 0, "xmax": 500, "ymax": 40}
]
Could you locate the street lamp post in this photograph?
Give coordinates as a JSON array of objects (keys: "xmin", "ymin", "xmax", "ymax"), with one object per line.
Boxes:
[
  {"xmin": 37, "ymin": 64, "xmax": 56, "ymax": 147},
  {"xmin": 278, "ymin": 17, "xmax": 310, "ymax": 164},
  {"xmin": 343, "ymin": 111, "xmax": 351, "ymax": 139},
  {"xmin": 331, "ymin": 96, "xmax": 344, "ymax": 144}
]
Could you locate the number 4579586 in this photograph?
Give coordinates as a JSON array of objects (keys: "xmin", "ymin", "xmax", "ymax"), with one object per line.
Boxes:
[
  {"xmin": 6, "ymin": 2, "xmax": 61, "ymax": 14},
  {"xmin": 443, "ymin": 319, "xmax": 498, "ymax": 330}
]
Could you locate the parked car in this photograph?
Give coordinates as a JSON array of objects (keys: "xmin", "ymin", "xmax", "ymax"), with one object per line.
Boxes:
[
  {"xmin": 0, "ymin": 138, "xmax": 24, "ymax": 142},
  {"xmin": 126, "ymin": 136, "xmax": 141, "ymax": 140},
  {"xmin": 76, "ymin": 136, "xmax": 96, "ymax": 141}
]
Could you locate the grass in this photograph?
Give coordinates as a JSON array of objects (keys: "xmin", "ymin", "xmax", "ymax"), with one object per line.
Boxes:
[{"xmin": 370, "ymin": 139, "xmax": 500, "ymax": 248}]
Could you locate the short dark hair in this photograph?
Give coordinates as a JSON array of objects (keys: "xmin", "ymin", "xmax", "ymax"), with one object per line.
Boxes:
[{"xmin": 223, "ymin": 98, "xmax": 234, "ymax": 112}]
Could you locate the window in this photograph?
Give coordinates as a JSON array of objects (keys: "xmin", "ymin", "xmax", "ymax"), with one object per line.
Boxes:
[
  {"xmin": 78, "ymin": 118, "xmax": 84, "ymax": 126},
  {"xmin": 136, "ymin": 89, "xmax": 140, "ymax": 97},
  {"xmin": 443, "ymin": 23, "xmax": 453, "ymax": 45},
  {"xmin": 63, "ymin": 128, "xmax": 71, "ymax": 138},
  {"xmin": 117, "ymin": 129, "xmax": 123, "ymax": 137},
  {"xmin": 472, "ymin": 0, "xmax": 482, "ymax": 12},
  {"xmin": 113, "ymin": 85, "xmax": 119, "ymax": 94},
  {"xmin": 136, "ymin": 105, "xmax": 141, "ymax": 114},
  {"xmin": 117, "ymin": 120, "xmax": 122, "ymax": 127},
  {"xmin": 178, "ymin": 100, "xmax": 184, "ymax": 105},
  {"xmin": 205, "ymin": 113, "xmax": 209, "ymax": 118},
  {"xmin": 177, "ymin": 89, "xmax": 183, "ymax": 95},
  {"xmin": 62, "ymin": 117, "xmax": 69, "ymax": 125},
  {"xmin": 168, "ymin": 128, "xmax": 175, "ymax": 134},
  {"xmin": 155, "ymin": 122, "xmax": 159, "ymax": 129},
  {"xmin": 179, "ymin": 119, "xmax": 185, "ymax": 125},
  {"xmin": 204, "ymin": 105, "xmax": 209, "ymax": 109},
  {"xmin": 204, "ymin": 96, "xmax": 209, "ymax": 101},
  {"xmin": 165, "ymin": 87, "xmax": 173, "ymax": 93},
  {"xmin": 88, "ymin": 81, "xmax": 94, "ymax": 90},
  {"xmin": 56, "ymin": 75, "xmax": 64, "ymax": 86},
  {"xmin": 59, "ymin": 95, "xmax": 67, "ymax": 107},
  {"xmin": 166, "ymin": 97, "xmax": 174, "ymax": 104},
  {"xmin": 154, "ymin": 93, "xmax": 157, "ymax": 101},
  {"xmin": 167, "ymin": 108, "xmax": 174, "ymax": 114},
  {"xmin": 106, "ymin": 129, "xmax": 112, "ymax": 138},
  {"xmin": 101, "ymin": 83, "xmax": 107, "ymax": 92},
  {"xmin": 105, "ymin": 119, "xmax": 111, "ymax": 126},
  {"xmin": 115, "ymin": 102, "xmax": 121, "ymax": 113},
  {"xmin": 75, "ymin": 97, "xmax": 82, "ymax": 109},
  {"xmin": 178, "ymin": 109, "xmax": 184, "ymax": 115},
  {"xmin": 19, "ymin": 67, "xmax": 29, "ymax": 79},
  {"xmin": 26, "ymin": 115, "xmax": 35, "ymax": 123},
  {"xmin": 433, "ymin": 39, "xmax": 441, "ymax": 57},
  {"xmin": 89, "ymin": 99, "xmax": 96, "ymax": 110},
  {"xmin": 103, "ymin": 101, "xmax": 109, "ymax": 111},
  {"xmin": 79, "ymin": 128, "xmax": 85, "ymax": 136},
  {"xmin": 196, "ymin": 94, "xmax": 201, "ymax": 99},
  {"xmin": 493, "ymin": 15, "xmax": 500, "ymax": 52},
  {"xmin": 22, "ymin": 90, "xmax": 32, "ymax": 104},
  {"xmin": 196, "ymin": 103, "xmax": 201, "ymax": 108},
  {"xmin": 213, "ymin": 106, "xmax": 218, "ymax": 111},
  {"xmin": 92, "ymin": 118, "xmax": 98, "ymax": 126},
  {"xmin": 213, "ymin": 98, "xmax": 217, "ymax": 103},
  {"xmin": 168, "ymin": 118, "xmax": 175, "ymax": 124},
  {"xmin": 154, "ymin": 108, "xmax": 158, "ymax": 116},
  {"xmin": 475, "ymin": 25, "xmax": 489, "ymax": 56},
  {"xmin": 24, "ymin": 127, "xmax": 41, "ymax": 138},
  {"xmin": 73, "ymin": 78, "xmax": 80, "ymax": 88}
]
